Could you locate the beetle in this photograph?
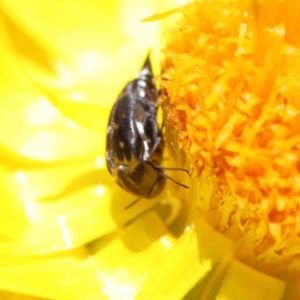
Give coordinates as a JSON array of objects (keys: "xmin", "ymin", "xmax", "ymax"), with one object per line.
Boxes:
[{"xmin": 106, "ymin": 53, "xmax": 189, "ymax": 208}]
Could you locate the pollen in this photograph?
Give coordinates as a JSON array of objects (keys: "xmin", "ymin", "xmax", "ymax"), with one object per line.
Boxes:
[{"xmin": 159, "ymin": 0, "xmax": 300, "ymax": 274}]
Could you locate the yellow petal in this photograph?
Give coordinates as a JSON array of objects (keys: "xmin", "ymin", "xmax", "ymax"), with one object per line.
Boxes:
[{"xmin": 0, "ymin": 3, "xmax": 56, "ymax": 73}]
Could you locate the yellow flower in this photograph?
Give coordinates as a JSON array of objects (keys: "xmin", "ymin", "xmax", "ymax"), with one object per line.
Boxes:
[{"xmin": 0, "ymin": 0, "xmax": 297, "ymax": 299}]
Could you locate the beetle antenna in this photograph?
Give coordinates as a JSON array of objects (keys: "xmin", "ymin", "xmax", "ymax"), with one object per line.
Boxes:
[
  {"xmin": 166, "ymin": 176, "xmax": 189, "ymax": 189},
  {"xmin": 124, "ymin": 198, "xmax": 141, "ymax": 210},
  {"xmin": 162, "ymin": 166, "xmax": 190, "ymax": 176},
  {"xmin": 147, "ymin": 161, "xmax": 191, "ymax": 177}
]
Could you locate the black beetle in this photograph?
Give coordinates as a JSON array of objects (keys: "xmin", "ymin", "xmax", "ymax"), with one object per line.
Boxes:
[{"xmin": 106, "ymin": 54, "xmax": 189, "ymax": 208}]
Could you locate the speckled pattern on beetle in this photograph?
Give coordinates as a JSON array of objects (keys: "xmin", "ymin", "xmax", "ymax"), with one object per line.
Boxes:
[{"xmin": 106, "ymin": 54, "xmax": 189, "ymax": 206}]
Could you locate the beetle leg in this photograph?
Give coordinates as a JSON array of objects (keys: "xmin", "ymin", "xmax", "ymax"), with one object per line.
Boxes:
[
  {"xmin": 135, "ymin": 112, "xmax": 161, "ymax": 161},
  {"xmin": 147, "ymin": 175, "xmax": 160, "ymax": 198},
  {"xmin": 140, "ymin": 113, "xmax": 159, "ymax": 141},
  {"xmin": 124, "ymin": 197, "xmax": 141, "ymax": 210},
  {"xmin": 148, "ymin": 136, "xmax": 162, "ymax": 157},
  {"xmin": 135, "ymin": 120, "xmax": 152, "ymax": 160},
  {"xmin": 142, "ymin": 115, "xmax": 162, "ymax": 157}
]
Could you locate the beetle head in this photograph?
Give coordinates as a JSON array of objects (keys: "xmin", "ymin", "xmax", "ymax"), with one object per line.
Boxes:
[{"xmin": 116, "ymin": 161, "xmax": 166, "ymax": 198}]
